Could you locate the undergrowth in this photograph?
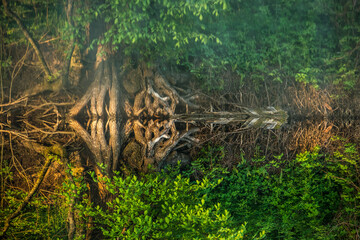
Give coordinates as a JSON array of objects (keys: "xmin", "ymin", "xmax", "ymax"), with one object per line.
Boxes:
[
  {"xmin": 1, "ymin": 138, "xmax": 359, "ymax": 239},
  {"xmin": 188, "ymin": 138, "xmax": 360, "ymax": 239},
  {"xmin": 0, "ymin": 166, "xmax": 67, "ymax": 239}
]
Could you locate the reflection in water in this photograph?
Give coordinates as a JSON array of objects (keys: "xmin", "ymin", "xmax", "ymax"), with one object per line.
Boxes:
[
  {"xmin": 0, "ymin": 97, "xmax": 73, "ymax": 140},
  {"xmin": 200, "ymin": 118, "xmax": 360, "ymax": 168},
  {"xmin": 172, "ymin": 106, "xmax": 288, "ymax": 129},
  {"xmin": 65, "ymin": 57, "xmax": 357, "ymax": 174},
  {"xmin": 120, "ymin": 107, "xmax": 288, "ymax": 171},
  {"xmin": 1, "ymin": 92, "xmax": 358, "ymax": 190},
  {"xmin": 0, "ymin": 94, "xmax": 358, "ymax": 217},
  {"xmin": 68, "ymin": 59, "xmax": 120, "ymax": 174},
  {"xmin": 67, "ymin": 58, "xmax": 290, "ymax": 173},
  {"xmin": 123, "ymin": 118, "xmax": 199, "ymax": 170},
  {"xmin": 1, "ymin": 58, "xmax": 357, "ymax": 179}
]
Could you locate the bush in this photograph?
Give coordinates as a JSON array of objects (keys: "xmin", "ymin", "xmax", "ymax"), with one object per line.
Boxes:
[
  {"xmin": 3, "ymin": 140, "xmax": 359, "ymax": 239},
  {"xmin": 85, "ymin": 170, "xmax": 256, "ymax": 239},
  {"xmin": 81, "ymin": 139, "xmax": 360, "ymax": 239},
  {"xmin": 197, "ymin": 141, "xmax": 360, "ymax": 239}
]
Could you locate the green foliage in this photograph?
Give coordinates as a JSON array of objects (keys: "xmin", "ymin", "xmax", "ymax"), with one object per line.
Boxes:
[
  {"xmin": 181, "ymin": 0, "xmax": 360, "ymax": 91},
  {"xmin": 2, "ymin": 141, "xmax": 359, "ymax": 239},
  {"xmin": 295, "ymin": 67, "xmax": 321, "ymax": 88},
  {"xmin": 193, "ymin": 141, "xmax": 360, "ymax": 239},
  {"xmin": 84, "ymin": 170, "xmax": 251, "ymax": 239},
  {"xmin": 325, "ymin": 137, "xmax": 360, "ymax": 238},
  {"xmin": 3, "ymin": 0, "xmax": 359, "ymax": 92},
  {"xmin": 1, "ymin": 0, "xmax": 66, "ymax": 45},
  {"xmin": 0, "ymin": 164, "xmax": 67, "ymax": 239},
  {"xmin": 333, "ymin": 64, "xmax": 358, "ymax": 90},
  {"xmin": 62, "ymin": 164, "xmax": 88, "ymax": 205},
  {"xmin": 75, "ymin": 0, "xmax": 226, "ymax": 62},
  {"xmin": 188, "ymin": 145, "xmax": 228, "ymax": 180}
]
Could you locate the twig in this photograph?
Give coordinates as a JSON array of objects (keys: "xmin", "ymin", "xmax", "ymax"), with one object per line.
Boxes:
[
  {"xmin": 66, "ymin": 163, "xmax": 76, "ymax": 240},
  {"xmin": 38, "ymin": 37, "xmax": 60, "ymax": 44},
  {"xmin": 0, "ymin": 129, "xmax": 30, "ymax": 140},
  {"xmin": 0, "ymin": 133, "xmax": 4, "ymax": 208},
  {"xmin": 10, "ymin": 43, "xmax": 30, "ymax": 101},
  {"xmin": 23, "ymin": 101, "xmax": 75, "ymax": 117},
  {"xmin": 9, "ymin": 134, "xmax": 33, "ymax": 189},
  {"xmin": 62, "ymin": 0, "xmax": 75, "ymax": 88},
  {"xmin": 0, "ymin": 26, "xmax": 4, "ymax": 102},
  {"xmin": 0, "ymin": 96, "xmax": 28, "ymax": 107},
  {"xmin": 22, "ymin": 120, "xmax": 74, "ymax": 136}
]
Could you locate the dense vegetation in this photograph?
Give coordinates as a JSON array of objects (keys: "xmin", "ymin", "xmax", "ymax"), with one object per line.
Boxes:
[
  {"xmin": 1, "ymin": 0, "xmax": 359, "ymax": 91},
  {"xmin": 1, "ymin": 0, "xmax": 360, "ymax": 239},
  {"xmin": 1, "ymin": 139, "xmax": 360, "ymax": 239}
]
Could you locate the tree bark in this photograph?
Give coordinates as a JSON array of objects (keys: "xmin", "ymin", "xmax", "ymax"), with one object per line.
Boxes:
[{"xmin": 62, "ymin": 0, "xmax": 75, "ymax": 87}]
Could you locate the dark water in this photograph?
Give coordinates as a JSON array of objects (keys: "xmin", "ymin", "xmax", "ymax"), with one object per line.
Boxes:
[
  {"xmin": 0, "ymin": 87, "xmax": 358, "ymax": 200},
  {"xmin": 72, "ymin": 105, "xmax": 360, "ymax": 172},
  {"xmin": 176, "ymin": 117, "xmax": 360, "ymax": 166},
  {"xmin": 1, "ymin": 93, "xmax": 359, "ymax": 175}
]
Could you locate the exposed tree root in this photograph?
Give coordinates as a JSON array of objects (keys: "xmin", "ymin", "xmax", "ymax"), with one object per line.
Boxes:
[
  {"xmin": 68, "ymin": 52, "xmax": 288, "ymax": 173},
  {"xmin": 121, "ymin": 65, "xmax": 202, "ymax": 170},
  {"xmin": 68, "ymin": 54, "xmax": 120, "ymax": 174}
]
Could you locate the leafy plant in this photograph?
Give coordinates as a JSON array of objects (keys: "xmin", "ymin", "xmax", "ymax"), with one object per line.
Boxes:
[
  {"xmin": 194, "ymin": 141, "xmax": 360, "ymax": 239},
  {"xmin": 83, "ymin": 169, "xmax": 253, "ymax": 239}
]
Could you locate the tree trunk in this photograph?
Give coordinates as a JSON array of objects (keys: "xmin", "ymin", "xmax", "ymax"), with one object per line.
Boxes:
[{"xmin": 62, "ymin": 0, "xmax": 75, "ymax": 87}]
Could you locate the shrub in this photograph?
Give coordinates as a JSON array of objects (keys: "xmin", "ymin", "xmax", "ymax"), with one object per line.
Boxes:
[
  {"xmin": 194, "ymin": 142, "xmax": 359, "ymax": 239},
  {"xmin": 85, "ymin": 170, "xmax": 255, "ymax": 239}
]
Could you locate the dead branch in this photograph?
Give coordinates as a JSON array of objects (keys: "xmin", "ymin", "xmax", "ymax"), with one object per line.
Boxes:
[
  {"xmin": 0, "ymin": 96, "xmax": 28, "ymax": 107},
  {"xmin": 23, "ymin": 100, "xmax": 75, "ymax": 117},
  {"xmin": 22, "ymin": 120, "xmax": 74, "ymax": 136},
  {"xmin": 0, "ymin": 129, "xmax": 30, "ymax": 140}
]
